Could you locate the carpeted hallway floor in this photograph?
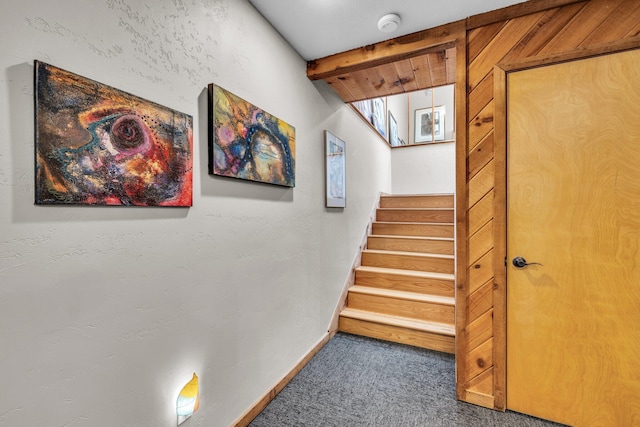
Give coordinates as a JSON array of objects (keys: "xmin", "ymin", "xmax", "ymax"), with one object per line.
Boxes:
[{"xmin": 249, "ymin": 332, "xmax": 565, "ymax": 426}]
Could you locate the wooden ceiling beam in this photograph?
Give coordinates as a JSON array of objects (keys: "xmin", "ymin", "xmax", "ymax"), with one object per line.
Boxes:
[
  {"xmin": 306, "ymin": 0, "xmax": 587, "ymax": 84},
  {"xmin": 306, "ymin": 21, "xmax": 464, "ymax": 81}
]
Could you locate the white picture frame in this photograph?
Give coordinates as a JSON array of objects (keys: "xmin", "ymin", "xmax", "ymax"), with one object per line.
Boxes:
[
  {"xmin": 414, "ymin": 105, "xmax": 445, "ymax": 143},
  {"xmin": 325, "ymin": 131, "xmax": 346, "ymax": 208}
]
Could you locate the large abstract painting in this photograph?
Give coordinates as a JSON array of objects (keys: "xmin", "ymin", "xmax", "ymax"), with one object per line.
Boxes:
[
  {"xmin": 35, "ymin": 61, "xmax": 193, "ymax": 206},
  {"xmin": 208, "ymin": 84, "xmax": 295, "ymax": 187}
]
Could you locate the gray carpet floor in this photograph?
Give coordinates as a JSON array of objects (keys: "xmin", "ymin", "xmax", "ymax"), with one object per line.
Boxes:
[{"xmin": 249, "ymin": 332, "xmax": 565, "ymax": 427}]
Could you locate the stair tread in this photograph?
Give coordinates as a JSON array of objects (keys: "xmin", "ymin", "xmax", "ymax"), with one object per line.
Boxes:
[
  {"xmin": 378, "ymin": 207, "xmax": 454, "ymax": 210},
  {"xmin": 369, "ymin": 235, "xmax": 454, "ymax": 241},
  {"xmin": 363, "ymin": 249, "xmax": 454, "ymax": 259},
  {"xmin": 356, "ymin": 265, "xmax": 455, "ymax": 281},
  {"xmin": 340, "ymin": 308, "xmax": 455, "ymax": 336},
  {"xmin": 374, "ymin": 221, "xmax": 455, "ymax": 225},
  {"xmin": 381, "ymin": 193, "xmax": 454, "ymax": 197},
  {"xmin": 348, "ymin": 285, "xmax": 455, "ymax": 305}
]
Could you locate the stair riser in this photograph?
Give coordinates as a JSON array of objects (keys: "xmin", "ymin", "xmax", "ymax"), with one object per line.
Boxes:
[
  {"xmin": 347, "ymin": 293, "xmax": 454, "ymax": 324},
  {"xmin": 380, "ymin": 195, "xmax": 454, "ymax": 209},
  {"xmin": 372, "ymin": 223, "xmax": 454, "ymax": 238},
  {"xmin": 367, "ymin": 236, "xmax": 454, "ymax": 255},
  {"xmin": 355, "ymin": 270, "xmax": 454, "ymax": 297},
  {"xmin": 361, "ymin": 252, "xmax": 454, "ymax": 274},
  {"xmin": 377, "ymin": 209, "xmax": 454, "ymax": 223},
  {"xmin": 338, "ymin": 317, "xmax": 455, "ymax": 354}
]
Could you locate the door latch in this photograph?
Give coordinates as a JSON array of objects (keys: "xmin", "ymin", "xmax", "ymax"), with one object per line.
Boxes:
[{"xmin": 512, "ymin": 256, "xmax": 543, "ymax": 268}]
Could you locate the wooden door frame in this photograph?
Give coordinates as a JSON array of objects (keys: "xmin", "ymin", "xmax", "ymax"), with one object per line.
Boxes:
[{"xmin": 492, "ymin": 37, "xmax": 640, "ymax": 410}]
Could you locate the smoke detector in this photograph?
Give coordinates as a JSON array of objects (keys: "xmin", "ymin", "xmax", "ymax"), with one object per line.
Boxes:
[{"xmin": 377, "ymin": 13, "xmax": 401, "ymax": 33}]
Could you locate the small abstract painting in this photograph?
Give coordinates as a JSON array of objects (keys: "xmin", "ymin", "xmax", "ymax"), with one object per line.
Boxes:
[
  {"xmin": 208, "ymin": 84, "xmax": 295, "ymax": 187},
  {"xmin": 35, "ymin": 61, "xmax": 193, "ymax": 206},
  {"xmin": 325, "ymin": 131, "xmax": 346, "ymax": 208},
  {"xmin": 415, "ymin": 105, "xmax": 445, "ymax": 143}
]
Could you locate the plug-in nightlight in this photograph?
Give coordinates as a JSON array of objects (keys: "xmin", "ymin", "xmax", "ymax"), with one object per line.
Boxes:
[{"xmin": 176, "ymin": 373, "xmax": 199, "ymax": 425}]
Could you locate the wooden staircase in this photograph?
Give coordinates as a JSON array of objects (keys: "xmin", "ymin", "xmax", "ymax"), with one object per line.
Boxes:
[{"xmin": 338, "ymin": 194, "xmax": 455, "ymax": 354}]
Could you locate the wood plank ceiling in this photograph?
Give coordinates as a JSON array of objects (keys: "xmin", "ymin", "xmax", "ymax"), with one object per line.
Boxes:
[{"xmin": 318, "ymin": 46, "xmax": 456, "ymax": 103}]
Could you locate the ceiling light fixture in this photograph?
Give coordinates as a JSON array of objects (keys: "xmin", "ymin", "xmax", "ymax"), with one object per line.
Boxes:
[{"xmin": 377, "ymin": 13, "xmax": 401, "ymax": 33}]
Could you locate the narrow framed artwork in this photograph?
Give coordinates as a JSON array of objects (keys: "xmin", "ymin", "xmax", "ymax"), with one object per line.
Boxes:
[
  {"xmin": 351, "ymin": 99, "xmax": 372, "ymax": 123},
  {"xmin": 415, "ymin": 105, "xmax": 445, "ymax": 143},
  {"xmin": 35, "ymin": 61, "xmax": 193, "ymax": 206},
  {"xmin": 388, "ymin": 111, "xmax": 399, "ymax": 147},
  {"xmin": 208, "ymin": 84, "xmax": 295, "ymax": 187},
  {"xmin": 325, "ymin": 131, "xmax": 346, "ymax": 208},
  {"xmin": 371, "ymin": 97, "xmax": 387, "ymax": 139}
]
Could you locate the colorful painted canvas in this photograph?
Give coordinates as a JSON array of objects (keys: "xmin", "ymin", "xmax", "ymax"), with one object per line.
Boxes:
[
  {"xmin": 208, "ymin": 84, "xmax": 295, "ymax": 187},
  {"xmin": 35, "ymin": 61, "xmax": 193, "ymax": 206}
]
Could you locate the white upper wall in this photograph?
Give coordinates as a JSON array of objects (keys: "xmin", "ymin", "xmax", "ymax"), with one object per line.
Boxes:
[
  {"xmin": 389, "ymin": 85, "xmax": 456, "ymax": 195},
  {"xmin": 391, "ymin": 142, "xmax": 456, "ymax": 194},
  {"xmin": 0, "ymin": 1, "xmax": 391, "ymax": 426}
]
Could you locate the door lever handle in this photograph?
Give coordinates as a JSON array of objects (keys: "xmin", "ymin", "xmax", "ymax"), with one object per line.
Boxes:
[{"xmin": 512, "ymin": 256, "xmax": 543, "ymax": 268}]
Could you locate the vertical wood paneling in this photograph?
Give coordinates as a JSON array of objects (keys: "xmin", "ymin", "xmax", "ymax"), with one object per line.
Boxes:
[
  {"xmin": 455, "ymin": 34, "xmax": 470, "ymax": 402},
  {"xmin": 468, "ymin": 12, "xmax": 546, "ymax": 90},
  {"xmin": 461, "ymin": 0, "xmax": 640, "ymax": 412},
  {"xmin": 468, "ymin": 309, "xmax": 494, "ymax": 351},
  {"xmin": 467, "ymin": 338, "xmax": 493, "ymax": 380},
  {"xmin": 468, "ymin": 249, "xmax": 494, "ymax": 294},
  {"xmin": 467, "ymin": 367, "xmax": 494, "ymax": 395},
  {"xmin": 469, "ymin": 280, "xmax": 494, "ymax": 322},
  {"xmin": 468, "ymin": 101, "xmax": 494, "ymax": 148},
  {"xmin": 468, "ymin": 160, "xmax": 494, "ymax": 207},
  {"xmin": 507, "ymin": 3, "xmax": 587, "ymax": 59},
  {"xmin": 464, "ymin": 390, "xmax": 495, "ymax": 408},
  {"xmin": 468, "ymin": 22, "xmax": 507, "ymax": 63},
  {"xmin": 468, "ymin": 71, "xmax": 494, "ymax": 122},
  {"xmin": 469, "ymin": 191, "xmax": 494, "ymax": 236},
  {"xmin": 468, "ymin": 132, "xmax": 494, "ymax": 179},
  {"xmin": 579, "ymin": 0, "xmax": 640, "ymax": 46},
  {"xmin": 537, "ymin": 0, "xmax": 625, "ymax": 55},
  {"xmin": 625, "ymin": 21, "xmax": 640, "ymax": 38},
  {"xmin": 469, "ymin": 221, "xmax": 493, "ymax": 264}
]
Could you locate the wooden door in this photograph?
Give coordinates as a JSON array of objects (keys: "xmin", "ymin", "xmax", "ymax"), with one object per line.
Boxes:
[{"xmin": 506, "ymin": 49, "xmax": 640, "ymax": 426}]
